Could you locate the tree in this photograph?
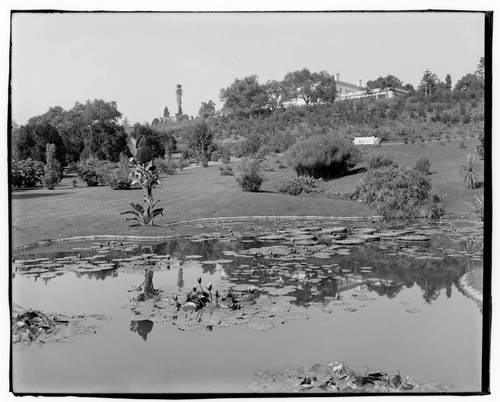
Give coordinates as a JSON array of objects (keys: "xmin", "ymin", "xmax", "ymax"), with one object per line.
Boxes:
[
  {"xmin": 198, "ymin": 100, "xmax": 216, "ymax": 118},
  {"xmin": 80, "ymin": 122, "xmax": 128, "ymax": 162},
  {"xmin": 14, "ymin": 122, "xmax": 66, "ymax": 167},
  {"xmin": 176, "ymin": 85, "xmax": 183, "ymax": 116},
  {"xmin": 186, "ymin": 120, "xmax": 215, "ymax": 162},
  {"xmin": 152, "ymin": 118, "xmax": 160, "ymax": 125},
  {"xmin": 282, "ymin": 68, "xmax": 317, "ymax": 106},
  {"xmin": 315, "ymin": 71, "xmax": 337, "ymax": 104},
  {"xmin": 131, "ymin": 123, "xmax": 176, "ymax": 159},
  {"xmin": 366, "ymin": 75, "xmax": 404, "ymax": 92},
  {"xmin": 418, "ymin": 69, "xmax": 440, "ymax": 99},
  {"xmin": 475, "ymin": 57, "xmax": 485, "ymax": 83},
  {"xmin": 42, "ymin": 143, "xmax": 62, "ymax": 189},
  {"xmin": 445, "ymin": 74, "xmax": 452, "ymax": 91},
  {"xmin": 163, "ymin": 106, "xmax": 170, "ymax": 120},
  {"xmin": 454, "ymin": 73, "xmax": 483, "ymax": 93},
  {"xmin": 219, "ymin": 75, "xmax": 269, "ymax": 117},
  {"xmin": 264, "ymin": 80, "xmax": 286, "ymax": 110}
]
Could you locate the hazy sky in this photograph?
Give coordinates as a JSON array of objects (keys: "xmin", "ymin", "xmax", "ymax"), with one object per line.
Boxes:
[{"xmin": 11, "ymin": 11, "xmax": 485, "ymax": 125}]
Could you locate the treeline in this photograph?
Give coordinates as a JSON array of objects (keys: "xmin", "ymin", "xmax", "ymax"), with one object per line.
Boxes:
[{"xmin": 10, "ymin": 58, "xmax": 485, "ymax": 189}]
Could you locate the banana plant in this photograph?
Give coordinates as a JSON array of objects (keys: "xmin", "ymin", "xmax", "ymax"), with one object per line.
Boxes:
[{"xmin": 121, "ymin": 137, "xmax": 163, "ymax": 226}]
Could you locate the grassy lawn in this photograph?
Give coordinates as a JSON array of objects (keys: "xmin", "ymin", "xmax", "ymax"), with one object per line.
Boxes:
[{"xmin": 11, "ymin": 138, "xmax": 483, "ymax": 248}]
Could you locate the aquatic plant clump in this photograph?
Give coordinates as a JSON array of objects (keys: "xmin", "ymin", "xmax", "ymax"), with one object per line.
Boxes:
[
  {"xmin": 12, "ymin": 307, "xmax": 108, "ymax": 351},
  {"xmin": 248, "ymin": 361, "xmax": 453, "ymax": 393}
]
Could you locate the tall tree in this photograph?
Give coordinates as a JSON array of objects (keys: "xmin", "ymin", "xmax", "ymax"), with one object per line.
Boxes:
[
  {"xmin": 445, "ymin": 74, "xmax": 452, "ymax": 91},
  {"xmin": 418, "ymin": 69, "xmax": 440, "ymax": 99},
  {"xmin": 176, "ymin": 85, "xmax": 183, "ymax": 116},
  {"xmin": 475, "ymin": 57, "xmax": 485, "ymax": 83},
  {"xmin": 163, "ymin": 106, "xmax": 170, "ymax": 120}
]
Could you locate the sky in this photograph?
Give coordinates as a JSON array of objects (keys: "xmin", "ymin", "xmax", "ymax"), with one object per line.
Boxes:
[{"xmin": 10, "ymin": 11, "xmax": 485, "ymax": 125}]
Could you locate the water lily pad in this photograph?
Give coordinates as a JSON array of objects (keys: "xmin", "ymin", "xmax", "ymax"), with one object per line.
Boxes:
[
  {"xmin": 377, "ymin": 230, "xmax": 412, "ymax": 238},
  {"xmin": 406, "ymin": 308, "xmax": 422, "ymax": 313},
  {"xmin": 351, "ymin": 227, "xmax": 377, "ymax": 234},
  {"xmin": 344, "ymin": 307, "xmax": 358, "ymax": 312},
  {"xmin": 332, "ymin": 238, "xmax": 365, "ymax": 245},
  {"xmin": 268, "ymin": 287, "xmax": 295, "ymax": 296},
  {"xmin": 247, "ymin": 319, "xmax": 274, "ymax": 331},
  {"xmin": 174, "ymin": 321, "xmax": 206, "ymax": 331},
  {"xmin": 281, "ymin": 312, "xmax": 309, "ymax": 320},
  {"xmin": 259, "ymin": 234, "xmax": 286, "ymax": 241},
  {"xmin": 397, "ymin": 235, "xmax": 431, "ymax": 242}
]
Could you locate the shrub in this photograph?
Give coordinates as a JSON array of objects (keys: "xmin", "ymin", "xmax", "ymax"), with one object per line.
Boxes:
[
  {"xmin": 107, "ymin": 156, "xmax": 132, "ymax": 190},
  {"xmin": 459, "ymin": 141, "xmax": 466, "ymax": 149},
  {"xmin": 77, "ymin": 157, "xmax": 111, "ymax": 186},
  {"xmin": 476, "ymin": 131, "xmax": 484, "ymax": 159},
  {"xmin": 279, "ymin": 175, "xmax": 321, "ymax": 196},
  {"xmin": 286, "ymin": 135, "xmax": 361, "ymax": 179},
  {"xmin": 367, "ymin": 153, "xmax": 396, "ymax": 170},
  {"xmin": 235, "ymin": 158, "xmax": 266, "ymax": 192},
  {"xmin": 11, "ymin": 158, "xmax": 45, "ymax": 188},
  {"xmin": 219, "ymin": 165, "xmax": 234, "ymax": 176},
  {"xmin": 220, "ymin": 147, "xmax": 231, "ymax": 164},
  {"xmin": 459, "ymin": 154, "xmax": 481, "ymax": 189},
  {"xmin": 428, "ymin": 194, "xmax": 446, "ymax": 220},
  {"xmin": 414, "ymin": 155, "xmax": 431, "ymax": 175},
  {"xmin": 154, "ymin": 157, "xmax": 177, "ymax": 175},
  {"xmin": 450, "ymin": 115, "xmax": 460, "ymax": 124},
  {"xmin": 465, "ymin": 195, "xmax": 484, "ymax": 221},
  {"xmin": 355, "ymin": 165, "xmax": 438, "ymax": 220},
  {"xmin": 42, "ymin": 143, "xmax": 62, "ymax": 189}
]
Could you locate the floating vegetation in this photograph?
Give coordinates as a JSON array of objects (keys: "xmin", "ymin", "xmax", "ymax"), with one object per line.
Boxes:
[
  {"xmin": 248, "ymin": 361, "xmax": 453, "ymax": 393},
  {"xmin": 12, "ymin": 306, "xmax": 108, "ymax": 351}
]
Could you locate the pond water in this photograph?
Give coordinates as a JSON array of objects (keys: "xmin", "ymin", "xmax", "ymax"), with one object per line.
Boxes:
[{"xmin": 11, "ymin": 220, "xmax": 484, "ymax": 394}]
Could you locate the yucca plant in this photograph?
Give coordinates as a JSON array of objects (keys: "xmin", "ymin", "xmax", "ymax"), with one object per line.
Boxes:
[{"xmin": 459, "ymin": 154, "xmax": 481, "ymax": 189}]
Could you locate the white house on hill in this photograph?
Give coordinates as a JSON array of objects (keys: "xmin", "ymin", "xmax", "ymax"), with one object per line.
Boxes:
[{"xmin": 282, "ymin": 73, "xmax": 408, "ymax": 108}]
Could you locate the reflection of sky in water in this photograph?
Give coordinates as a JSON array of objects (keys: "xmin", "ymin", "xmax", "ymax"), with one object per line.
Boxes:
[{"xmin": 12, "ymin": 232, "xmax": 483, "ymax": 393}]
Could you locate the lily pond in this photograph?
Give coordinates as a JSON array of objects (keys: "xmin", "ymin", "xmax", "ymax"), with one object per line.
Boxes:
[{"xmin": 11, "ymin": 218, "xmax": 484, "ymax": 394}]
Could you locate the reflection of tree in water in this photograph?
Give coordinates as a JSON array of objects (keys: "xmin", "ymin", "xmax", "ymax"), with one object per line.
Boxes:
[
  {"xmin": 177, "ymin": 267, "xmax": 184, "ymax": 290},
  {"xmin": 366, "ymin": 281, "xmax": 405, "ymax": 299},
  {"xmin": 292, "ymin": 278, "xmax": 339, "ymax": 306},
  {"xmin": 154, "ymin": 238, "xmax": 228, "ymax": 263},
  {"xmin": 75, "ymin": 269, "xmax": 120, "ymax": 281},
  {"xmin": 201, "ymin": 263, "xmax": 217, "ymax": 275},
  {"xmin": 130, "ymin": 320, "xmax": 153, "ymax": 341}
]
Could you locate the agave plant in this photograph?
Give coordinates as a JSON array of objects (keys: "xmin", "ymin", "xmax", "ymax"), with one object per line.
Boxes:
[
  {"xmin": 459, "ymin": 154, "xmax": 481, "ymax": 189},
  {"xmin": 121, "ymin": 138, "xmax": 163, "ymax": 226}
]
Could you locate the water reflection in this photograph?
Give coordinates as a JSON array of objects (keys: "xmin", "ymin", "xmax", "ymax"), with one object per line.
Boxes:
[
  {"xmin": 13, "ymin": 230, "xmax": 482, "ymax": 309},
  {"xmin": 130, "ymin": 320, "xmax": 154, "ymax": 341}
]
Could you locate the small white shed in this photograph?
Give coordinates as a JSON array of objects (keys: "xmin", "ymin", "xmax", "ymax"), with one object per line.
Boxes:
[{"xmin": 352, "ymin": 136, "xmax": 381, "ymax": 145}]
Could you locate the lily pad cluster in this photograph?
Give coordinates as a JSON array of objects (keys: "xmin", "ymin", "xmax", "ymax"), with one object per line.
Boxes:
[
  {"xmin": 248, "ymin": 361, "xmax": 453, "ymax": 393},
  {"xmin": 125, "ymin": 274, "xmax": 310, "ymax": 332}
]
